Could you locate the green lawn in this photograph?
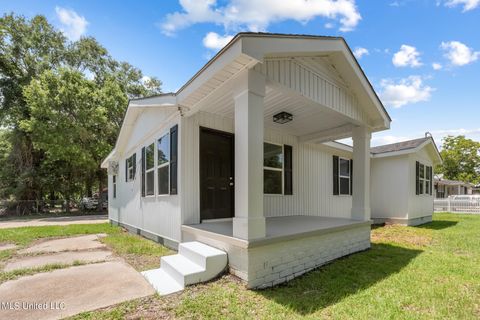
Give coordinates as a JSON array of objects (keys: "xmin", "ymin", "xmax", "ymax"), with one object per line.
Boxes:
[{"xmin": 72, "ymin": 213, "xmax": 480, "ymax": 320}]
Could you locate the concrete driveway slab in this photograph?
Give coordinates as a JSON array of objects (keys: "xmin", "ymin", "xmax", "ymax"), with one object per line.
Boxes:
[
  {"xmin": 3, "ymin": 250, "xmax": 113, "ymax": 272},
  {"xmin": 0, "ymin": 261, "xmax": 155, "ymax": 320},
  {"xmin": 0, "ymin": 215, "xmax": 108, "ymax": 229},
  {"xmin": 18, "ymin": 234, "xmax": 106, "ymax": 254}
]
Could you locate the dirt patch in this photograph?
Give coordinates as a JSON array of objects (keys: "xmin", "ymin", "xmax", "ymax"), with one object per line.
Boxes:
[{"xmin": 371, "ymin": 225, "xmax": 433, "ymax": 247}]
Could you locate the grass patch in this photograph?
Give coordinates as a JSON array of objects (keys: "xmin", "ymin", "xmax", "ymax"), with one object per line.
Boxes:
[
  {"xmin": 101, "ymin": 231, "xmax": 174, "ymax": 271},
  {"xmin": 0, "ymin": 223, "xmax": 117, "ymax": 247},
  {"xmin": 74, "ymin": 213, "xmax": 480, "ymax": 320}
]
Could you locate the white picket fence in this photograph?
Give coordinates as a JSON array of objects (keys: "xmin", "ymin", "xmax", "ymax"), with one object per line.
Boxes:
[{"xmin": 434, "ymin": 198, "xmax": 480, "ymax": 214}]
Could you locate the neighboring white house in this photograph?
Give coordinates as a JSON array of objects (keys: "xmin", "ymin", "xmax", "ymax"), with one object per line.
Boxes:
[
  {"xmin": 369, "ymin": 137, "xmax": 442, "ymax": 226},
  {"xmin": 102, "ymin": 32, "xmax": 393, "ymax": 290},
  {"xmin": 434, "ymin": 175, "xmax": 473, "ymax": 198}
]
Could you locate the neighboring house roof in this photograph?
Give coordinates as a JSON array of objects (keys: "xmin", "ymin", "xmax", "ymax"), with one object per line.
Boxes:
[
  {"xmin": 102, "ymin": 32, "xmax": 392, "ymax": 168},
  {"xmin": 434, "ymin": 175, "xmax": 474, "ymax": 187}
]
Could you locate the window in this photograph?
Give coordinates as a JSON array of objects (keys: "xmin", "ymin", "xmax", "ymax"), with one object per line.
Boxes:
[
  {"xmin": 339, "ymin": 158, "xmax": 351, "ymax": 195},
  {"xmin": 112, "ymin": 175, "xmax": 117, "ymax": 199},
  {"xmin": 333, "ymin": 155, "xmax": 352, "ymax": 196},
  {"xmin": 416, "ymin": 161, "xmax": 432, "ymax": 196},
  {"xmin": 157, "ymin": 133, "xmax": 170, "ymax": 195},
  {"xmin": 145, "ymin": 143, "xmax": 155, "ymax": 196},
  {"xmin": 264, "ymin": 143, "xmax": 283, "ymax": 194},
  {"xmin": 125, "ymin": 153, "xmax": 136, "ymax": 182}
]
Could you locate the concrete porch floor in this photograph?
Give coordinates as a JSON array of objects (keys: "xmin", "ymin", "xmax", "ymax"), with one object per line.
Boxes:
[{"xmin": 183, "ymin": 216, "xmax": 371, "ymax": 247}]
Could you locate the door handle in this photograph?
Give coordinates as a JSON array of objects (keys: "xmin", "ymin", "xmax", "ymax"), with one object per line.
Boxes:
[{"xmin": 229, "ymin": 182, "xmax": 234, "ymax": 186}]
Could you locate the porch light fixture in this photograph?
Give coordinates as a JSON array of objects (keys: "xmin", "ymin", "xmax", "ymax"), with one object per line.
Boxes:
[{"xmin": 273, "ymin": 111, "xmax": 293, "ymax": 124}]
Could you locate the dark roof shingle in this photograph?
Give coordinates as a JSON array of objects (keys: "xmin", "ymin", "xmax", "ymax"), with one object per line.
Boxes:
[{"xmin": 370, "ymin": 137, "xmax": 430, "ymax": 154}]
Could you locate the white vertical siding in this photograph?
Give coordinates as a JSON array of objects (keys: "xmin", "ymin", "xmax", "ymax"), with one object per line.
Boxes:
[
  {"xmin": 254, "ymin": 57, "xmax": 371, "ymax": 125},
  {"xmin": 370, "ymin": 155, "xmax": 410, "ymax": 219},
  {"xmin": 264, "ymin": 129, "xmax": 353, "ymax": 219},
  {"xmin": 181, "ymin": 111, "xmax": 353, "ymax": 223},
  {"xmin": 181, "ymin": 111, "xmax": 234, "ymax": 225},
  {"xmin": 408, "ymin": 148, "xmax": 434, "ymax": 219},
  {"xmin": 109, "ymin": 108, "xmax": 182, "ymax": 242}
]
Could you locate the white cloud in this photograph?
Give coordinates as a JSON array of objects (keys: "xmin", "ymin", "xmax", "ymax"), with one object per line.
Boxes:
[
  {"xmin": 202, "ymin": 32, "xmax": 234, "ymax": 50},
  {"xmin": 392, "ymin": 45, "xmax": 422, "ymax": 67},
  {"xmin": 55, "ymin": 7, "xmax": 88, "ymax": 41},
  {"xmin": 371, "ymin": 135, "xmax": 411, "ymax": 146},
  {"xmin": 324, "ymin": 22, "xmax": 335, "ymax": 29},
  {"xmin": 445, "ymin": 0, "xmax": 480, "ymax": 11},
  {"xmin": 353, "ymin": 47, "xmax": 369, "ymax": 59},
  {"xmin": 379, "ymin": 76, "xmax": 434, "ymax": 108},
  {"xmin": 160, "ymin": 0, "xmax": 362, "ymax": 36},
  {"xmin": 440, "ymin": 41, "xmax": 480, "ymax": 66},
  {"xmin": 431, "ymin": 128, "xmax": 480, "ymax": 136},
  {"xmin": 432, "ymin": 62, "xmax": 443, "ymax": 70}
]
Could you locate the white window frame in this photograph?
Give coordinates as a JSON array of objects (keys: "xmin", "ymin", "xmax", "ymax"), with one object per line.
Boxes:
[
  {"xmin": 157, "ymin": 132, "xmax": 170, "ymax": 196},
  {"xmin": 264, "ymin": 141, "xmax": 284, "ymax": 195},
  {"xmin": 145, "ymin": 142, "xmax": 155, "ymax": 197},
  {"xmin": 338, "ymin": 157, "xmax": 351, "ymax": 196},
  {"xmin": 126, "ymin": 154, "xmax": 135, "ymax": 182},
  {"xmin": 112, "ymin": 175, "xmax": 117, "ymax": 199}
]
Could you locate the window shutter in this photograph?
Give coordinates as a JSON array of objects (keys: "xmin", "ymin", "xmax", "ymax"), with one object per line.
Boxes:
[
  {"xmin": 350, "ymin": 159, "xmax": 353, "ymax": 196},
  {"xmin": 429, "ymin": 166, "xmax": 433, "ymax": 196},
  {"xmin": 141, "ymin": 147, "xmax": 145, "ymax": 197},
  {"xmin": 284, "ymin": 145, "xmax": 293, "ymax": 195},
  {"xmin": 125, "ymin": 158, "xmax": 128, "ymax": 182},
  {"xmin": 170, "ymin": 124, "xmax": 178, "ymax": 195},
  {"xmin": 132, "ymin": 152, "xmax": 136, "ymax": 179},
  {"xmin": 333, "ymin": 155, "xmax": 339, "ymax": 195},
  {"xmin": 415, "ymin": 161, "xmax": 420, "ymax": 195}
]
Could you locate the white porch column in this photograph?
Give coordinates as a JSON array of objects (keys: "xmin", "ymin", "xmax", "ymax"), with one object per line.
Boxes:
[
  {"xmin": 351, "ymin": 126, "xmax": 371, "ymax": 221},
  {"xmin": 233, "ymin": 68, "xmax": 266, "ymax": 240}
]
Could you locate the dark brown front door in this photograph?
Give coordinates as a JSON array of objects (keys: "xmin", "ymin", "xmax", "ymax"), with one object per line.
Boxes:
[{"xmin": 200, "ymin": 127, "xmax": 234, "ymax": 221}]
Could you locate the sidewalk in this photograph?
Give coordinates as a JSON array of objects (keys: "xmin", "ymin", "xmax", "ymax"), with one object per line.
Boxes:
[{"xmin": 0, "ymin": 215, "xmax": 108, "ymax": 229}]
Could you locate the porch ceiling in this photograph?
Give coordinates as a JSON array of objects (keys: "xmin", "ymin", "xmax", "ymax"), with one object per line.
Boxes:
[{"xmin": 198, "ymin": 85, "xmax": 351, "ymax": 139}]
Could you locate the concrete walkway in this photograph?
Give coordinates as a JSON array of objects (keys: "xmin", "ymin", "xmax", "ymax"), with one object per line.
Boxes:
[
  {"xmin": 0, "ymin": 215, "xmax": 108, "ymax": 229},
  {"xmin": 0, "ymin": 261, "xmax": 155, "ymax": 320},
  {"xmin": 0, "ymin": 232, "xmax": 156, "ymax": 320},
  {"xmin": 18, "ymin": 234, "xmax": 107, "ymax": 254},
  {"xmin": 3, "ymin": 250, "xmax": 113, "ymax": 272}
]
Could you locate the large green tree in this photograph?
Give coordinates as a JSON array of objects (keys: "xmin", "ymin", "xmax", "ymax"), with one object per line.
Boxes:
[
  {"xmin": 0, "ymin": 13, "xmax": 162, "ymax": 210},
  {"xmin": 436, "ymin": 135, "xmax": 480, "ymax": 184}
]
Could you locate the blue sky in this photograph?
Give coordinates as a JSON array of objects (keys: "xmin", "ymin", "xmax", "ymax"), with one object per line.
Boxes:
[{"xmin": 2, "ymin": 0, "xmax": 480, "ymax": 146}]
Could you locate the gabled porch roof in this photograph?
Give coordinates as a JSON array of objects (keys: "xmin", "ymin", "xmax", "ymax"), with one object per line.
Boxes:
[{"xmin": 103, "ymin": 32, "xmax": 391, "ymax": 167}]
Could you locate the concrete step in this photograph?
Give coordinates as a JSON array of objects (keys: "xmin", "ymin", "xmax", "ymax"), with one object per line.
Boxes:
[
  {"xmin": 142, "ymin": 241, "xmax": 227, "ymax": 295},
  {"xmin": 141, "ymin": 268, "xmax": 183, "ymax": 295},
  {"xmin": 179, "ymin": 241, "xmax": 227, "ymax": 269},
  {"xmin": 161, "ymin": 254, "xmax": 204, "ymax": 286}
]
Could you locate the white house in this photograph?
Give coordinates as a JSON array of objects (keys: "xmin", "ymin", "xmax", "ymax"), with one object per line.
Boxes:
[
  {"xmin": 102, "ymin": 32, "xmax": 392, "ymax": 293},
  {"xmin": 434, "ymin": 175, "xmax": 473, "ymax": 198},
  {"xmin": 369, "ymin": 137, "xmax": 442, "ymax": 226}
]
